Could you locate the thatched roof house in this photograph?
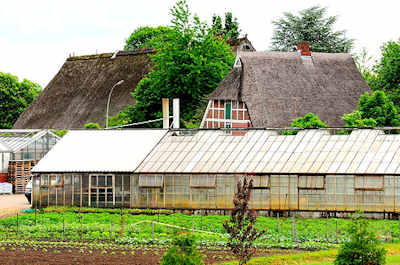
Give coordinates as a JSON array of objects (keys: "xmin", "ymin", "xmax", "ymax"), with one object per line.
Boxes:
[
  {"xmin": 14, "ymin": 36, "xmax": 256, "ymax": 129},
  {"xmin": 13, "ymin": 49, "xmax": 153, "ymax": 129},
  {"xmin": 201, "ymin": 49, "xmax": 370, "ymax": 128}
]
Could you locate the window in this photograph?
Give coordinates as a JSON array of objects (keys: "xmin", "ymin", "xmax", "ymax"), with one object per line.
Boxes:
[
  {"xmin": 354, "ymin": 175, "xmax": 384, "ymax": 191},
  {"xmin": 298, "ymin": 175, "xmax": 325, "ymax": 190},
  {"xmin": 251, "ymin": 175, "xmax": 270, "ymax": 189},
  {"xmin": 190, "ymin": 175, "xmax": 216, "ymax": 188},
  {"xmin": 89, "ymin": 175, "xmax": 114, "ymax": 207},
  {"xmin": 139, "ymin": 175, "xmax": 163, "ymax": 188},
  {"xmin": 41, "ymin": 175, "xmax": 63, "ymax": 187},
  {"xmin": 225, "ymin": 102, "xmax": 231, "ymax": 119}
]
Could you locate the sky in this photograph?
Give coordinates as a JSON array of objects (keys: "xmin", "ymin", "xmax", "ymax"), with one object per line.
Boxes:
[{"xmin": 1, "ymin": 0, "xmax": 400, "ymax": 88}]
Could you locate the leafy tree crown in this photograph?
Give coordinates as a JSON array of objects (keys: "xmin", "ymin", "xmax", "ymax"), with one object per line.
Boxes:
[
  {"xmin": 342, "ymin": 91, "xmax": 400, "ymax": 128},
  {"xmin": 282, "ymin": 113, "xmax": 327, "ymax": 135},
  {"xmin": 367, "ymin": 39, "xmax": 400, "ymax": 107},
  {"xmin": 114, "ymin": 0, "xmax": 234, "ymax": 128},
  {"xmin": 271, "ymin": 6, "xmax": 353, "ymax": 53},
  {"xmin": 124, "ymin": 26, "xmax": 173, "ymax": 50},
  {"xmin": 211, "ymin": 12, "xmax": 240, "ymax": 40},
  {"xmin": 0, "ymin": 72, "xmax": 41, "ymax": 129}
]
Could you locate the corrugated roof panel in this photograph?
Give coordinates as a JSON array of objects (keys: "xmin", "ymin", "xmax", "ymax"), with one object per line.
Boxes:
[
  {"xmin": 33, "ymin": 130, "xmax": 166, "ymax": 173},
  {"xmin": 347, "ymin": 152, "xmax": 368, "ymax": 173},
  {"xmin": 0, "ymin": 130, "xmax": 59, "ymax": 153},
  {"xmin": 135, "ymin": 129, "xmax": 400, "ymax": 174},
  {"xmin": 294, "ymin": 131, "xmax": 324, "ymax": 173},
  {"xmin": 321, "ymin": 136, "xmax": 347, "ymax": 173}
]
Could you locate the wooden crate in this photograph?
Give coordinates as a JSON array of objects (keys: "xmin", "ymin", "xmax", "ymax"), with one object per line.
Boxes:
[{"xmin": 8, "ymin": 160, "xmax": 37, "ymax": 194}]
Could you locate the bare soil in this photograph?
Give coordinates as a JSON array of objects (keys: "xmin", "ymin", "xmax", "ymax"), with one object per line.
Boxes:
[{"xmin": 0, "ymin": 245, "xmax": 301, "ymax": 264}]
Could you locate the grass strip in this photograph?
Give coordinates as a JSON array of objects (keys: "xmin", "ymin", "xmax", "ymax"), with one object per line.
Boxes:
[{"xmin": 219, "ymin": 244, "xmax": 400, "ymax": 265}]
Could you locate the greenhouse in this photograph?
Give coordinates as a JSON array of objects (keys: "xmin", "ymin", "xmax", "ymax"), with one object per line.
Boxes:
[
  {"xmin": 32, "ymin": 128, "xmax": 400, "ymax": 214},
  {"xmin": 0, "ymin": 129, "xmax": 59, "ymax": 193}
]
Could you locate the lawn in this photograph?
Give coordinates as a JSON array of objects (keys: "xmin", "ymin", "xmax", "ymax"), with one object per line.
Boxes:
[{"xmin": 219, "ymin": 244, "xmax": 400, "ymax": 265}]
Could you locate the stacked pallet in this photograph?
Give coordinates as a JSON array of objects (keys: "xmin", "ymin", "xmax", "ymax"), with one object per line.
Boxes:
[{"xmin": 8, "ymin": 160, "xmax": 37, "ymax": 194}]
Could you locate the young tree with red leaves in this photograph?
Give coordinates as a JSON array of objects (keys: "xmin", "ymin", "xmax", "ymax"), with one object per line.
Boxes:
[{"xmin": 223, "ymin": 176, "xmax": 265, "ymax": 265}]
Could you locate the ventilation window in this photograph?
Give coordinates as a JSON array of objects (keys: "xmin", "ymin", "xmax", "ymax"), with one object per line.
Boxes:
[
  {"xmin": 298, "ymin": 175, "xmax": 325, "ymax": 190},
  {"xmin": 41, "ymin": 175, "xmax": 63, "ymax": 188},
  {"xmin": 190, "ymin": 175, "xmax": 216, "ymax": 188},
  {"xmin": 354, "ymin": 175, "xmax": 383, "ymax": 191},
  {"xmin": 251, "ymin": 175, "xmax": 270, "ymax": 189},
  {"xmin": 139, "ymin": 175, "xmax": 163, "ymax": 188}
]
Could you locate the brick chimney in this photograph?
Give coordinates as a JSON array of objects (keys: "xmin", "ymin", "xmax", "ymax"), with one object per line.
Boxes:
[{"xmin": 297, "ymin": 42, "xmax": 311, "ymax": 56}]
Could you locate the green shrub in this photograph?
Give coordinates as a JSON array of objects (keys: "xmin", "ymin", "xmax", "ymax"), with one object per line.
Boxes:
[
  {"xmin": 160, "ymin": 233, "xmax": 204, "ymax": 265},
  {"xmin": 83, "ymin": 122, "xmax": 101, "ymax": 129},
  {"xmin": 282, "ymin": 113, "xmax": 327, "ymax": 135},
  {"xmin": 334, "ymin": 212, "xmax": 386, "ymax": 265}
]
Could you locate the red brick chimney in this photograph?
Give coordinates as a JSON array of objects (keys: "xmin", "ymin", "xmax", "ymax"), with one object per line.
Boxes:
[{"xmin": 297, "ymin": 42, "xmax": 311, "ymax": 56}]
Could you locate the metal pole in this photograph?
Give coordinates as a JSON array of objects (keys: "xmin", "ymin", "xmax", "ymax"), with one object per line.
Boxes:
[
  {"xmin": 110, "ymin": 220, "xmax": 113, "ymax": 241},
  {"xmin": 16, "ymin": 213, "xmax": 19, "ymax": 235},
  {"xmin": 106, "ymin": 80, "xmax": 124, "ymax": 128},
  {"xmin": 336, "ymin": 219, "xmax": 338, "ymax": 244},
  {"xmin": 326, "ymin": 213, "xmax": 329, "ymax": 241},
  {"xmin": 152, "ymin": 220, "xmax": 154, "ymax": 238},
  {"xmin": 80, "ymin": 215, "xmax": 83, "ymax": 244},
  {"xmin": 277, "ymin": 212, "xmax": 280, "ymax": 242},
  {"xmin": 291, "ymin": 214, "xmax": 297, "ymax": 242}
]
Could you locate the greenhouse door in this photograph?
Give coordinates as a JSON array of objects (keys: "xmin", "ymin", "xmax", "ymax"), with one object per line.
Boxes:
[{"xmin": 89, "ymin": 175, "xmax": 114, "ymax": 207}]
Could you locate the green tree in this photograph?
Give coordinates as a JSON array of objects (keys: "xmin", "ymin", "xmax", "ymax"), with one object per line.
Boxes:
[
  {"xmin": 368, "ymin": 39, "xmax": 400, "ymax": 106},
  {"xmin": 0, "ymin": 72, "xmax": 41, "ymax": 128},
  {"xmin": 124, "ymin": 26, "xmax": 173, "ymax": 50},
  {"xmin": 334, "ymin": 212, "xmax": 386, "ymax": 265},
  {"xmin": 353, "ymin": 48, "xmax": 375, "ymax": 83},
  {"xmin": 117, "ymin": 0, "xmax": 235, "ymax": 127},
  {"xmin": 211, "ymin": 12, "xmax": 240, "ymax": 40},
  {"xmin": 160, "ymin": 233, "xmax": 204, "ymax": 265},
  {"xmin": 271, "ymin": 6, "xmax": 354, "ymax": 53},
  {"xmin": 342, "ymin": 91, "xmax": 400, "ymax": 128},
  {"xmin": 291, "ymin": 112, "xmax": 328, "ymax": 128},
  {"xmin": 283, "ymin": 113, "xmax": 327, "ymax": 135}
]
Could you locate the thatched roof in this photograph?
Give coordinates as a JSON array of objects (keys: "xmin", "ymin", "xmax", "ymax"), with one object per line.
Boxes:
[
  {"xmin": 13, "ymin": 49, "xmax": 153, "ymax": 129},
  {"xmin": 209, "ymin": 51, "xmax": 370, "ymax": 127}
]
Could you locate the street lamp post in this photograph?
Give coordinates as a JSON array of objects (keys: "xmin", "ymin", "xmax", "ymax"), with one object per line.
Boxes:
[{"xmin": 106, "ymin": 80, "xmax": 124, "ymax": 128}]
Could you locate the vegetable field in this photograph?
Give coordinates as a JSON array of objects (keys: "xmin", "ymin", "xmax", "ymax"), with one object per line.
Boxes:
[{"xmin": 1, "ymin": 207, "xmax": 400, "ymax": 250}]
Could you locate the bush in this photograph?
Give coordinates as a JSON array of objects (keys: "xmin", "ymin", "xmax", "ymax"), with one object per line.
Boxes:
[
  {"xmin": 83, "ymin": 122, "xmax": 101, "ymax": 129},
  {"xmin": 160, "ymin": 233, "xmax": 204, "ymax": 265},
  {"xmin": 282, "ymin": 113, "xmax": 327, "ymax": 135},
  {"xmin": 334, "ymin": 212, "xmax": 386, "ymax": 265}
]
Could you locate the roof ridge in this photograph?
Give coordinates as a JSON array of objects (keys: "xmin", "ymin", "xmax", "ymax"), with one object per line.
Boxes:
[{"xmin": 67, "ymin": 48, "xmax": 155, "ymax": 61}]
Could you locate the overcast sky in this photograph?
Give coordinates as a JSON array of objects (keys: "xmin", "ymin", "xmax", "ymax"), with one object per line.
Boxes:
[{"xmin": 1, "ymin": 0, "xmax": 399, "ymax": 87}]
